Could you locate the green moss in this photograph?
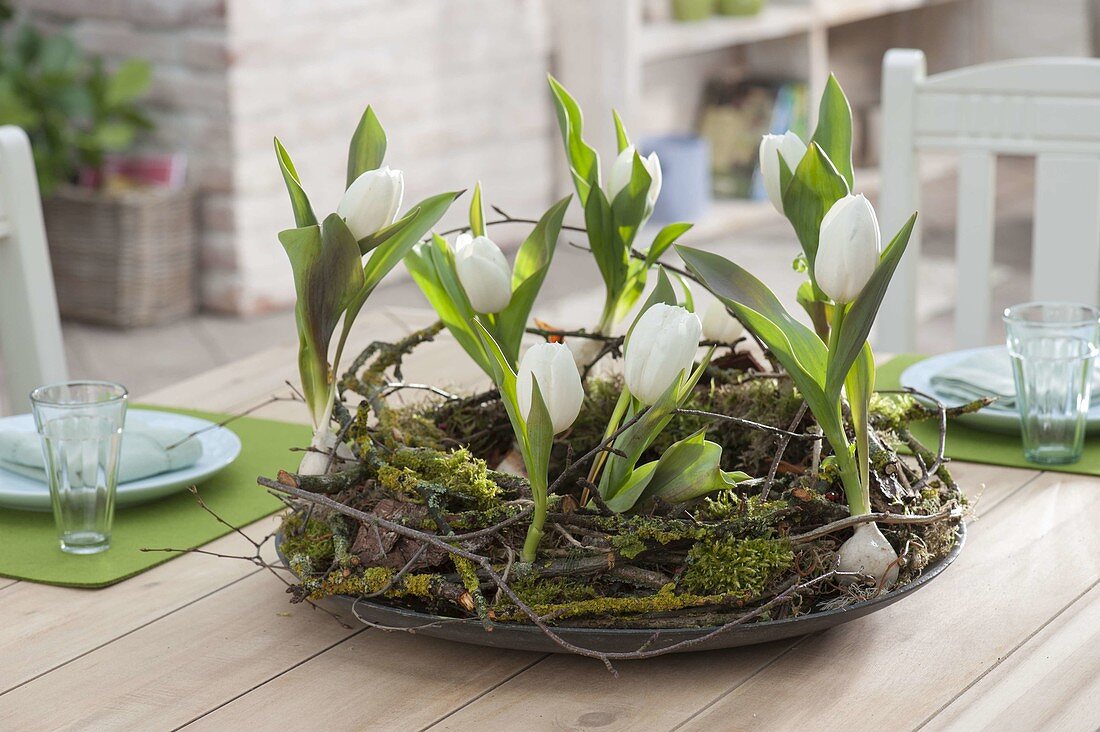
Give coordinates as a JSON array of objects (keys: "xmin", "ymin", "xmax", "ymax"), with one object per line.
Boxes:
[
  {"xmin": 280, "ymin": 514, "xmax": 335, "ymax": 565},
  {"xmin": 377, "ymin": 447, "xmax": 501, "ymax": 510},
  {"xmin": 499, "ymin": 583, "xmax": 740, "ymax": 622},
  {"xmin": 698, "ymin": 491, "xmax": 790, "ymax": 535},
  {"xmin": 307, "ymin": 566, "xmax": 440, "ymax": 601},
  {"xmin": 681, "ymin": 538, "xmax": 793, "ymax": 596},
  {"xmin": 510, "ymin": 575, "xmax": 598, "ymax": 607}
]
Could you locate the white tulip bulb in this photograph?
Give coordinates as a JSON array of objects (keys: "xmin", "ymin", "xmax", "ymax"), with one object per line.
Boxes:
[
  {"xmin": 814, "ymin": 193, "xmax": 881, "ymax": 304},
  {"xmin": 702, "ymin": 298, "xmax": 744, "ymax": 343},
  {"xmin": 337, "ymin": 166, "xmax": 404, "ymax": 240},
  {"xmin": 516, "ymin": 342, "xmax": 585, "ymax": 434},
  {"xmin": 624, "ymin": 303, "xmax": 702, "ymax": 405},
  {"xmin": 759, "ymin": 131, "xmax": 807, "ymax": 215},
  {"xmin": 454, "ymin": 233, "xmax": 512, "ymax": 313},
  {"xmin": 607, "ymin": 145, "xmax": 662, "ymax": 210},
  {"xmin": 836, "ymin": 522, "xmax": 900, "ymax": 588}
]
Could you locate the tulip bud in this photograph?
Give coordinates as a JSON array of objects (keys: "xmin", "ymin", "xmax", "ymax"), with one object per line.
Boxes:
[
  {"xmin": 607, "ymin": 145, "xmax": 662, "ymax": 210},
  {"xmin": 814, "ymin": 193, "xmax": 881, "ymax": 304},
  {"xmin": 337, "ymin": 166, "xmax": 404, "ymax": 240},
  {"xmin": 455, "ymin": 233, "xmax": 512, "ymax": 313},
  {"xmin": 759, "ymin": 131, "xmax": 807, "ymax": 215},
  {"xmin": 516, "ymin": 342, "xmax": 585, "ymax": 434},
  {"xmin": 624, "ymin": 303, "xmax": 702, "ymax": 405},
  {"xmin": 701, "ymin": 298, "xmax": 744, "ymax": 343}
]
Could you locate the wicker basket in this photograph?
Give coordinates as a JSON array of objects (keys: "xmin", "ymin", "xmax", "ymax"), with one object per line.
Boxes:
[{"xmin": 42, "ymin": 185, "xmax": 196, "ymax": 327}]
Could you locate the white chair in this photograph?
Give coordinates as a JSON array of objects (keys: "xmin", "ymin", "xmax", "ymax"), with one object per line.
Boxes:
[
  {"xmin": 0, "ymin": 126, "xmax": 67, "ymax": 413},
  {"xmin": 876, "ymin": 50, "xmax": 1100, "ymax": 352}
]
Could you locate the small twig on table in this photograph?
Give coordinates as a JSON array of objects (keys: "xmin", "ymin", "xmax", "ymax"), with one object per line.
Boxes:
[{"xmin": 165, "ymin": 393, "xmax": 303, "ymax": 451}]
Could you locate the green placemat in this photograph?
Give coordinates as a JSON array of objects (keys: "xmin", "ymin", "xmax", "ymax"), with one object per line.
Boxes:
[
  {"xmin": 879, "ymin": 355, "xmax": 1100, "ymax": 476},
  {"xmin": 0, "ymin": 407, "xmax": 311, "ymax": 588}
]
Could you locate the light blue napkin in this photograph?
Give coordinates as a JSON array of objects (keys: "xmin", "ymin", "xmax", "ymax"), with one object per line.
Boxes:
[
  {"xmin": 0, "ymin": 417, "xmax": 203, "ymax": 484},
  {"xmin": 931, "ymin": 349, "xmax": 1100, "ymax": 411}
]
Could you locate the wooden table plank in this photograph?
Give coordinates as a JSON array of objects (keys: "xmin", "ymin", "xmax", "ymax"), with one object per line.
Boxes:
[
  {"xmin": 678, "ymin": 469, "xmax": 1100, "ymax": 731},
  {"xmin": 925, "ymin": 580, "xmax": 1100, "ymax": 730},
  {"xmin": 429, "ymin": 639, "xmax": 803, "ymax": 731},
  {"xmin": 183, "ymin": 631, "xmax": 545, "ymax": 731},
  {"xmin": 0, "ymin": 515, "xmax": 281, "ymax": 695},
  {"xmin": 0, "ymin": 567, "xmax": 355, "ymax": 729},
  {"xmin": 398, "ymin": 463, "xmax": 1035, "ymax": 731}
]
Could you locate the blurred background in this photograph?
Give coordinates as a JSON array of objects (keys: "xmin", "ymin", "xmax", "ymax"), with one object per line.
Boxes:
[{"xmin": 3, "ymin": 0, "xmax": 1098, "ymax": 395}]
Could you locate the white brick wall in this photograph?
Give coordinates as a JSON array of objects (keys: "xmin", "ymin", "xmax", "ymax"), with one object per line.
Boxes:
[{"xmin": 20, "ymin": 0, "xmax": 556, "ymax": 314}]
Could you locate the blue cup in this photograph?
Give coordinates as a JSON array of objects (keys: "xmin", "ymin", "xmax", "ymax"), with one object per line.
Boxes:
[{"xmin": 639, "ymin": 134, "xmax": 711, "ymax": 225}]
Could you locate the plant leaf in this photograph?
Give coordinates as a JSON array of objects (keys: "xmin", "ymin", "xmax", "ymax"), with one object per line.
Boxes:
[
  {"xmin": 274, "ymin": 137, "xmax": 317, "ymax": 228},
  {"xmin": 524, "ymin": 378, "xmax": 555, "ymax": 491},
  {"xmin": 824, "ymin": 214, "xmax": 917, "ymax": 401},
  {"xmin": 645, "ymin": 222, "xmax": 693, "ymax": 267},
  {"xmin": 494, "ymin": 195, "xmax": 571, "ymax": 364},
  {"xmin": 473, "ymin": 319, "xmax": 522, "ymax": 438},
  {"xmin": 548, "ymin": 75, "xmax": 599, "ymax": 205},
  {"xmin": 335, "ymin": 190, "xmax": 460, "ymax": 369},
  {"xmin": 278, "ymin": 215, "xmax": 364, "ymax": 424},
  {"xmin": 405, "ymin": 236, "xmax": 491, "ymax": 375},
  {"xmin": 780, "ymin": 143, "xmax": 849, "ymax": 288},
  {"xmin": 845, "ymin": 342, "xmax": 875, "ymax": 495},
  {"xmin": 677, "ymin": 245, "xmax": 827, "ymax": 383},
  {"xmin": 346, "ymin": 105, "xmax": 387, "ymax": 188},
  {"xmin": 105, "ymin": 59, "xmax": 151, "ymax": 107},
  {"xmin": 583, "ymin": 186, "xmax": 625, "ymax": 300},
  {"xmin": 810, "ymin": 75, "xmax": 854, "ymax": 189},
  {"xmin": 469, "ymin": 182, "xmax": 486, "ymax": 238},
  {"xmin": 356, "ymin": 205, "xmax": 422, "ymax": 256},
  {"xmin": 612, "ymin": 109, "xmax": 630, "ymax": 153}
]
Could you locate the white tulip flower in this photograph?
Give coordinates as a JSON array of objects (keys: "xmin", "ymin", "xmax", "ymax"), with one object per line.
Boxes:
[
  {"xmin": 337, "ymin": 166, "xmax": 404, "ymax": 240},
  {"xmin": 516, "ymin": 342, "xmax": 585, "ymax": 434},
  {"xmin": 455, "ymin": 233, "xmax": 512, "ymax": 313},
  {"xmin": 759, "ymin": 131, "xmax": 807, "ymax": 215},
  {"xmin": 607, "ymin": 145, "xmax": 662, "ymax": 210},
  {"xmin": 701, "ymin": 298, "xmax": 744, "ymax": 343},
  {"xmin": 814, "ymin": 193, "xmax": 881, "ymax": 304},
  {"xmin": 624, "ymin": 303, "xmax": 702, "ymax": 405}
]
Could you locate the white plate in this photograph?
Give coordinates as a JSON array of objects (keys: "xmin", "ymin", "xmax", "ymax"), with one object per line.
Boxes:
[
  {"xmin": 0, "ymin": 408, "xmax": 242, "ymax": 511},
  {"xmin": 899, "ymin": 345, "xmax": 1100, "ymax": 435}
]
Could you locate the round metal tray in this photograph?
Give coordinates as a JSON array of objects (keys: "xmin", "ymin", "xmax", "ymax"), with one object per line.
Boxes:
[{"xmin": 278, "ymin": 522, "xmax": 965, "ymax": 655}]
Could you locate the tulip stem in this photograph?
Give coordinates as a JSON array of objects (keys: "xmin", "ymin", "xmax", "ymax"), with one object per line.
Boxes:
[
  {"xmin": 825, "ymin": 303, "xmax": 870, "ymax": 517},
  {"xmin": 522, "ymin": 474, "xmax": 547, "ymax": 563}
]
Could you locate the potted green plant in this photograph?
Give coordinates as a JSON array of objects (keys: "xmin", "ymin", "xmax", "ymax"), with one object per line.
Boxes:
[{"xmin": 0, "ymin": 21, "xmax": 195, "ymax": 328}]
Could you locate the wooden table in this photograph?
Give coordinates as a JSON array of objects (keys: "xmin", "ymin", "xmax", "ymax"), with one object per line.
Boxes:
[{"xmin": 2, "ymin": 306, "xmax": 1099, "ymax": 731}]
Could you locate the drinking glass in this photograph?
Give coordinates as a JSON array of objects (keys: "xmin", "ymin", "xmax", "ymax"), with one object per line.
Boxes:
[
  {"xmin": 1004, "ymin": 302, "xmax": 1100, "ymax": 465},
  {"xmin": 30, "ymin": 381, "xmax": 128, "ymax": 554}
]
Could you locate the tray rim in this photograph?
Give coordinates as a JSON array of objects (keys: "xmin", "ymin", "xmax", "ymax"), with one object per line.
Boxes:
[{"xmin": 276, "ymin": 520, "xmax": 966, "ymax": 654}]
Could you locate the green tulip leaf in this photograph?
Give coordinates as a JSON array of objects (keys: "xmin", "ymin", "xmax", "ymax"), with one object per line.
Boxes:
[
  {"xmin": 548, "ymin": 75, "xmax": 600, "ymax": 204},
  {"xmin": 612, "ymin": 109, "xmax": 630, "ymax": 153},
  {"xmin": 810, "ymin": 75, "xmax": 854, "ymax": 189},
  {"xmin": 469, "ymin": 182, "xmax": 486, "ymax": 238},
  {"xmin": 274, "ymin": 137, "xmax": 317, "ymax": 228},
  {"xmin": 356, "ymin": 205, "xmax": 422, "ymax": 255},
  {"xmin": 524, "ymin": 378, "xmax": 555, "ymax": 489},
  {"xmin": 346, "ymin": 105, "xmax": 386, "ymax": 188},
  {"xmin": 494, "ymin": 195, "xmax": 571, "ymax": 363},
  {"xmin": 645, "ymin": 222, "xmax": 693, "ymax": 268},
  {"xmin": 824, "ymin": 213, "xmax": 917, "ymax": 402},
  {"xmin": 780, "ymin": 143, "xmax": 849, "ymax": 287}
]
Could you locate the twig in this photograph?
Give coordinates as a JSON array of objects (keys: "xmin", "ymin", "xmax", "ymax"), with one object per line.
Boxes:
[
  {"xmin": 761, "ymin": 402, "xmax": 809, "ymax": 500},
  {"xmin": 165, "ymin": 393, "xmax": 303, "ymax": 450},
  {"xmin": 674, "ymin": 408, "xmax": 822, "ymax": 441},
  {"xmin": 788, "ymin": 505, "xmax": 963, "ymax": 544}
]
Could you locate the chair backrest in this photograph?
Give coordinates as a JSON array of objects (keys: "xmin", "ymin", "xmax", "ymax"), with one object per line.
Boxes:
[
  {"xmin": 0, "ymin": 125, "xmax": 67, "ymax": 414},
  {"xmin": 876, "ymin": 50, "xmax": 1100, "ymax": 352}
]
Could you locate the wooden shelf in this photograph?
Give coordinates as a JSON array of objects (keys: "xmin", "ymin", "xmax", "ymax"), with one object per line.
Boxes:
[
  {"xmin": 640, "ymin": 0, "xmax": 970, "ymax": 63},
  {"xmin": 640, "ymin": 6, "xmax": 815, "ymax": 62}
]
